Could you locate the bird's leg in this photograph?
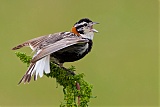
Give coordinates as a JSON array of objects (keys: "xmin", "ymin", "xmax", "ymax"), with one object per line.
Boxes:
[
  {"xmin": 52, "ymin": 62, "xmax": 75, "ymax": 75},
  {"xmin": 61, "ymin": 67, "xmax": 75, "ymax": 75},
  {"xmin": 59, "ymin": 63, "xmax": 63, "ymax": 67}
]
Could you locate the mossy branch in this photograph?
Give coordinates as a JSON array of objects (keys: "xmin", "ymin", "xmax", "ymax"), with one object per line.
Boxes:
[{"xmin": 15, "ymin": 52, "xmax": 95, "ymax": 107}]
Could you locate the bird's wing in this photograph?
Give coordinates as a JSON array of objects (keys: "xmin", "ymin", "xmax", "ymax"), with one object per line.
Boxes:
[
  {"xmin": 31, "ymin": 37, "xmax": 88, "ymax": 63},
  {"xmin": 12, "ymin": 32, "xmax": 64, "ymax": 50},
  {"xmin": 12, "ymin": 35, "xmax": 47, "ymax": 50}
]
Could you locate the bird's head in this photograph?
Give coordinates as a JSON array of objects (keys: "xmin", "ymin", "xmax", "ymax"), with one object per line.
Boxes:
[{"xmin": 71, "ymin": 18, "xmax": 99, "ymax": 40}]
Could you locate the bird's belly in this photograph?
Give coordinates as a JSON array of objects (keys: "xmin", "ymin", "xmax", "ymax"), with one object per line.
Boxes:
[{"xmin": 51, "ymin": 43, "xmax": 91, "ymax": 63}]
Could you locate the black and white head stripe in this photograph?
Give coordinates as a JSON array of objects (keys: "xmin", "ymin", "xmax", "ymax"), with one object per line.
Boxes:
[
  {"xmin": 74, "ymin": 18, "xmax": 93, "ymax": 34},
  {"xmin": 74, "ymin": 18, "xmax": 92, "ymax": 26}
]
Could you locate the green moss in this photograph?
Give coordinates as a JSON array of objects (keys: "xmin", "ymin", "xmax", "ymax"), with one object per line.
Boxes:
[{"xmin": 15, "ymin": 52, "xmax": 95, "ymax": 107}]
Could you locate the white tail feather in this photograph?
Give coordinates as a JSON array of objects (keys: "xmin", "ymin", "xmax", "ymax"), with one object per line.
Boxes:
[
  {"xmin": 18, "ymin": 53, "xmax": 51, "ymax": 84},
  {"xmin": 31, "ymin": 55, "xmax": 51, "ymax": 79},
  {"xmin": 44, "ymin": 55, "xmax": 50, "ymax": 73}
]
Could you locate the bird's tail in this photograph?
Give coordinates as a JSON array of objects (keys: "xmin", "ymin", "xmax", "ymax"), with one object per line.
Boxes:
[{"xmin": 18, "ymin": 55, "xmax": 50, "ymax": 85}]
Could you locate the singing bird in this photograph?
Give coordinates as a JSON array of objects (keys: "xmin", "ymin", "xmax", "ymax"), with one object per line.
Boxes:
[{"xmin": 12, "ymin": 18, "xmax": 99, "ymax": 84}]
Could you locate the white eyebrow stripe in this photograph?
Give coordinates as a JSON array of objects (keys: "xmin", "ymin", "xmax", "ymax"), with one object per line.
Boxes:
[{"xmin": 75, "ymin": 22, "xmax": 87, "ymax": 27}]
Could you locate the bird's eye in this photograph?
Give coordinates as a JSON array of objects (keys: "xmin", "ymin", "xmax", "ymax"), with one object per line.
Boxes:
[{"xmin": 84, "ymin": 23, "xmax": 87, "ymax": 26}]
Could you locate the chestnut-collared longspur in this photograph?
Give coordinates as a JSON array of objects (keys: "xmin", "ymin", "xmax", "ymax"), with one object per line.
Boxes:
[{"xmin": 12, "ymin": 18, "xmax": 99, "ymax": 84}]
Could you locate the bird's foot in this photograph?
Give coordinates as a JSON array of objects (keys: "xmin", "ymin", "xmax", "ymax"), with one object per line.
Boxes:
[{"xmin": 52, "ymin": 62, "xmax": 75, "ymax": 75}]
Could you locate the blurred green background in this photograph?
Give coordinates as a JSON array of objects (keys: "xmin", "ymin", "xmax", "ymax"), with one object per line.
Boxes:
[{"xmin": 0, "ymin": 0, "xmax": 158, "ymax": 107}]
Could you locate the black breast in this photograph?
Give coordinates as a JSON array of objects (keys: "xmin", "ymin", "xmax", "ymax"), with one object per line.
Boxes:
[{"xmin": 51, "ymin": 39, "xmax": 93, "ymax": 63}]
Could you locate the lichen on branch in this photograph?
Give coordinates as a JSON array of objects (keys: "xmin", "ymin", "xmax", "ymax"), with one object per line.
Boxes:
[{"xmin": 15, "ymin": 52, "xmax": 95, "ymax": 107}]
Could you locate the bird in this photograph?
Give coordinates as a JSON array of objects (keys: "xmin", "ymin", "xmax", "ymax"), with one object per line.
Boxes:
[{"xmin": 12, "ymin": 18, "xmax": 99, "ymax": 84}]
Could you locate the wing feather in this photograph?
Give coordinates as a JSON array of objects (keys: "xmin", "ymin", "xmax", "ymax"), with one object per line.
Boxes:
[
  {"xmin": 12, "ymin": 35, "xmax": 47, "ymax": 50},
  {"xmin": 12, "ymin": 33, "xmax": 64, "ymax": 50}
]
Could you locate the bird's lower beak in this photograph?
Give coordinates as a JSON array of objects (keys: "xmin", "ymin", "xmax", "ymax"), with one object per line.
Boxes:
[
  {"xmin": 91, "ymin": 22, "xmax": 99, "ymax": 33},
  {"xmin": 91, "ymin": 28, "xmax": 98, "ymax": 33}
]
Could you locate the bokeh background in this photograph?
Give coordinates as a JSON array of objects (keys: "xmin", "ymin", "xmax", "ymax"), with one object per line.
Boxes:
[{"xmin": 0, "ymin": 0, "xmax": 159, "ymax": 107}]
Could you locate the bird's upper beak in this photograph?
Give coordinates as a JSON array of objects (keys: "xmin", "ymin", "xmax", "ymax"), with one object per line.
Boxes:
[
  {"xmin": 91, "ymin": 22, "xmax": 99, "ymax": 33},
  {"xmin": 92, "ymin": 22, "xmax": 99, "ymax": 25}
]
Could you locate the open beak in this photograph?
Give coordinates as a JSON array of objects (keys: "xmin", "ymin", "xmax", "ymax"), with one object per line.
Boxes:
[{"xmin": 91, "ymin": 22, "xmax": 99, "ymax": 33}]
